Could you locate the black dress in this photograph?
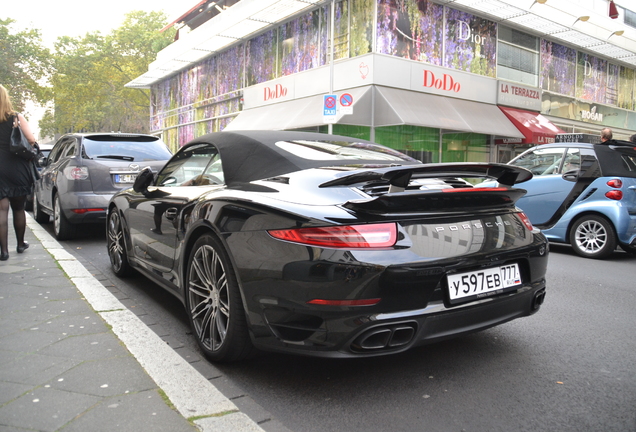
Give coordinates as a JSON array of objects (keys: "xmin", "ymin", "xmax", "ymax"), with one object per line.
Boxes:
[{"xmin": 0, "ymin": 116, "xmax": 35, "ymax": 199}]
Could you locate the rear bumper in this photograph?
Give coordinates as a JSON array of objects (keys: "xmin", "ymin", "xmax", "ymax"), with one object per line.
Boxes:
[{"xmin": 61, "ymin": 192, "xmax": 112, "ymax": 224}]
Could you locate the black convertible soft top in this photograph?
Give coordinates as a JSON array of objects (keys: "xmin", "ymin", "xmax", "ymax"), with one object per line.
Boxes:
[
  {"xmin": 187, "ymin": 130, "xmax": 532, "ymax": 188},
  {"xmin": 187, "ymin": 130, "xmax": 420, "ymax": 187}
]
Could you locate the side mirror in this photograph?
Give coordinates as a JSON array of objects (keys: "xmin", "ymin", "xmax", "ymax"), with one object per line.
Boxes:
[
  {"xmin": 37, "ymin": 156, "xmax": 48, "ymax": 167},
  {"xmin": 133, "ymin": 167, "xmax": 155, "ymax": 193}
]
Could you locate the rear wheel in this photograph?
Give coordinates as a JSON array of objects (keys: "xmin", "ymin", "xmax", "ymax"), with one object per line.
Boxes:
[
  {"xmin": 33, "ymin": 194, "xmax": 49, "ymax": 223},
  {"xmin": 53, "ymin": 194, "xmax": 73, "ymax": 240},
  {"xmin": 107, "ymin": 209, "xmax": 132, "ymax": 277},
  {"xmin": 569, "ymin": 215, "xmax": 616, "ymax": 259},
  {"xmin": 185, "ymin": 234, "xmax": 254, "ymax": 362}
]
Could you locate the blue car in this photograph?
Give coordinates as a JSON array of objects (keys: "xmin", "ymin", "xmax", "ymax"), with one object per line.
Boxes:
[{"xmin": 488, "ymin": 141, "xmax": 636, "ymax": 259}]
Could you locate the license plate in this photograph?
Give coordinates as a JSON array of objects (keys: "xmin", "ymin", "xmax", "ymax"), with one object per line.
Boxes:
[
  {"xmin": 447, "ymin": 263, "xmax": 522, "ymax": 304},
  {"xmin": 114, "ymin": 174, "xmax": 137, "ymax": 184}
]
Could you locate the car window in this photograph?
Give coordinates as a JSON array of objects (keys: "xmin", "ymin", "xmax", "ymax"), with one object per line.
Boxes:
[
  {"xmin": 48, "ymin": 138, "xmax": 72, "ymax": 163},
  {"xmin": 156, "ymin": 143, "xmax": 223, "ymax": 187},
  {"xmin": 510, "ymin": 147, "xmax": 566, "ymax": 176},
  {"xmin": 82, "ymin": 138, "xmax": 172, "ymax": 161},
  {"xmin": 560, "ymin": 148, "xmax": 580, "ymax": 173}
]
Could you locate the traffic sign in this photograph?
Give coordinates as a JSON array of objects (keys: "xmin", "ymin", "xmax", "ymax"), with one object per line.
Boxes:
[
  {"xmin": 339, "ymin": 93, "xmax": 353, "ymax": 115},
  {"xmin": 323, "ymin": 94, "xmax": 337, "ymax": 123}
]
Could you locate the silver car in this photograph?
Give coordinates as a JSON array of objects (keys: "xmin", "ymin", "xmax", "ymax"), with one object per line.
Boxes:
[{"xmin": 33, "ymin": 133, "xmax": 172, "ymax": 240}]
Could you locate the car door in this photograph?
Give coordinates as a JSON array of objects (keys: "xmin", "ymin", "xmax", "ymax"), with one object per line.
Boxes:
[
  {"xmin": 511, "ymin": 146, "xmax": 579, "ymax": 226},
  {"xmin": 37, "ymin": 137, "xmax": 77, "ymax": 212},
  {"xmin": 126, "ymin": 143, "xmax": 224, "ymax": 280}
]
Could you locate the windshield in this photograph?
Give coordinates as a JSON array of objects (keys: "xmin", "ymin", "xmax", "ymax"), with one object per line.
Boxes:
[{"xmin": 83, "ymin": 138, "xmax": 172, "ymax": 161}]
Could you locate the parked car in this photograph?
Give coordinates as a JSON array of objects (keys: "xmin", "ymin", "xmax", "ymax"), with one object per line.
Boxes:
[
  {"xmin": 483, "ymin": 141, "xmax": 636, "ymax": 259},
  {"xmin": 33, "ymin": 133, "xmax": 172, "ymax": 240},
  {"xmin": 106, "ymin": 130, "xmax": 548, "ymax": 362},
  {"xmin": 25, "ymin": 142, "xmax": 55, "ymax": 211}
]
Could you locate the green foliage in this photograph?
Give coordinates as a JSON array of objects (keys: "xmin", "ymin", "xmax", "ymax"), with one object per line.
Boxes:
[
  {"xmin": 40, "ymin": 11, "xmax": 175, "ymax": 137},
  {"xmin": 0, "ymin": 18, "xmax": 52, "ymax": 111}
]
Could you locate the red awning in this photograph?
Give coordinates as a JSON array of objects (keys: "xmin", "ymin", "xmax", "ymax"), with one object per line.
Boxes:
[{"xmin": 497, "ymin": 106, "xmax": 565, "ymax": 145}]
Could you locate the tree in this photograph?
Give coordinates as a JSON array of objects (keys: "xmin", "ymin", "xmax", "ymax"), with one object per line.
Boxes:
[
  {"xmin": 0, "ymin": 18, "xmax": 52, "ymax": 112},
  {"xmin": 40, "ymin": 11, "xmax": 175, "ymax": 136}
]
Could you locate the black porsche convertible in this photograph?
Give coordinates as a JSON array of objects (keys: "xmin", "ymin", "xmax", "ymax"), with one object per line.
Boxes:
[{"xmin": 107, "ymin": 130, "xmax": 548, "ymax": 362}]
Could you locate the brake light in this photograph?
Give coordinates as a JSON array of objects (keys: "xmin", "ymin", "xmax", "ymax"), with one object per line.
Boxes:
[
  {"xmin": 605, "ymin": 190, "xmax": 623, "ymax": 200},
  {"xmin": 517, "ymin": 212, "xmax": 534, "ymax": 231},
  {"xmin": 607, "ymin": 179, "xmax": 622, "ymax": 188},
  {"xmin": 268, "ymin": 223, "xmax": 397, "ymax": 249},
  {"xmin": 65, "ymin": 166, "xmax": 89, "ymax": 180},
  {"xmin": 306, "ymin": 298, "xmax": 381, "ymax": 306}
]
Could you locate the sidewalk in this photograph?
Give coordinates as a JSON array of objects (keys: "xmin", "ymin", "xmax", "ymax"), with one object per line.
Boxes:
[{"xmin": 0, "ymin": 214, "xmax": 267, "ymax": 432}]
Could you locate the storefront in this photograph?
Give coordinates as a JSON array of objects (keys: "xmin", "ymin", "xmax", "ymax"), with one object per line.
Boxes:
[{"xmin": 131, "ymin": 0, "xmax": 636, "ymax": 163}]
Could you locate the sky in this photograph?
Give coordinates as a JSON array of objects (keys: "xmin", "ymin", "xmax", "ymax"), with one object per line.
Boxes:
[
  {"xmin": 3, "ymin": 0, "xmax": 188, "ymax": 48},
  {"xmin": 3, "ymin": 0, "xmax": 194, "ymax": 139}
]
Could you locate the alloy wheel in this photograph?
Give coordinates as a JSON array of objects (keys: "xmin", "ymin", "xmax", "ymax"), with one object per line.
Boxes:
[
  {"xmin": 107, "ymin": 211, "xmax": 126, "ymax": 274},
  {"xmin": 570, "ymin": 215, "xmax": 616, "ymax": 259},
  {"xmin": 188, "ymin": 244, "xmax": 230, "ymax": 352}
]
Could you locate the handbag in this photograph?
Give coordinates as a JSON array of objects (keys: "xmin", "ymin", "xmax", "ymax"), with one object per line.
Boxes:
[{"xmin": 10, "ymin": 114, "xmax": 39, "ymax": 161}]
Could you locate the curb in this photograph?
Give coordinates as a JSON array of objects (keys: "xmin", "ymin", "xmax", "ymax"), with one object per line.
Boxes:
[{"xmin": 26, "ymin": 214, "xmax": 265, "ymax": 432}]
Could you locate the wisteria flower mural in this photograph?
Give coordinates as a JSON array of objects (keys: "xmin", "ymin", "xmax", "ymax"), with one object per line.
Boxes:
[
  {"xmin": 576, "ymin": 52, "xmax": 607, "ymax": 103},
  {"xmin": 540, "ymin": 40, "xmax": 576, "ymax": 96},
  {"xmin": 376, "ymin": 0, "xmax": 443, "ymax": 65},
  {"xmin": 444, "ymin": 8, "xmax": 496, "ymax": 77},
  {"xmin": 618, "ymin": 66, "xmax": 635, "ymax": 111}
]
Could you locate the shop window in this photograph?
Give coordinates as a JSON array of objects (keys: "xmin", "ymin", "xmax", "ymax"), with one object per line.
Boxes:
[
  {"xmin": 442, "ymin": 133, "xmax": 488, "ymax": 163},
  {"xmin": 374, "ymin": 125, "xmax": 439, "ymax": 163},
  {"xmin": 497, "ymin": 27, "xmax": 539, "ymax": 86}
]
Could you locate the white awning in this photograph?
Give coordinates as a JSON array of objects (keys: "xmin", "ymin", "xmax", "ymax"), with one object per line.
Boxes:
[
  {"xmin": 224, "ymin": 86, "xmax": 524, "ymax": 139},
  {"xmin": 224, "ymin": 86, "xmax": 373, "ymax": 131},
  {"xmin": 374, "ymin": 86, "xmax": 524, "ymax": 138}
]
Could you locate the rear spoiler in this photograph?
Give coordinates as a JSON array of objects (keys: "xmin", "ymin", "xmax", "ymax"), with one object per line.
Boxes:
[{"xmin": 319, "ymin": 163, "xmax": 532, "ymax": 190}]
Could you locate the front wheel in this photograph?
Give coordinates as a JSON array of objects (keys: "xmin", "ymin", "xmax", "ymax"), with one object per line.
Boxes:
[
  {"xmin": 185, "ymin": 234, "xmax": 254, "ymax": 362},
  {"xmin": 107, "ymin": 209, "xmax": 132, "ymax": 277},
  {"xmin": 569, "ymin": 215, "xmax": 617, "ymax": 259}
]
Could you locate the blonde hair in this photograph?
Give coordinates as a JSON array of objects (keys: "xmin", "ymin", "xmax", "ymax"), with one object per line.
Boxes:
[{"xmin": 0, "ymin": 84, "xmax": 16, "ymax": 122}]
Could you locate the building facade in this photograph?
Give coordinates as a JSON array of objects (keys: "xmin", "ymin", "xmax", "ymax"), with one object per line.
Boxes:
[{"xmin": 128, "ymin": 0, "xmax": 636, "ymax": 163}]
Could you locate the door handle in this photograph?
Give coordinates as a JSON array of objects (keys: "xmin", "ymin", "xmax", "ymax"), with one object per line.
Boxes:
[{"xmin": 165, "ymin": 208, "xmax": 178, "ymax": 221}]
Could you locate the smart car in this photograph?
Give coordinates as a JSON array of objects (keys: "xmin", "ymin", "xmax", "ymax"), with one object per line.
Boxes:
[{"xmin": 492, "ymin": 141, "xmax": 636, "ymax": 258}]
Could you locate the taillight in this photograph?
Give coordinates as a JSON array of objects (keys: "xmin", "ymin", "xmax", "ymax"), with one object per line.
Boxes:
[
  {"xmin": 65, "ymin": 166, "xmax": 89, "ymax": 180},
  {"xmin": 605, "ymin": 190, "xmax": 623, "ymax": 200},
  {"xmin": 268, "ymin": 223, "xmax": 398, "ymax": 249},
  {"xmin": 606, "ymin": 179, "xmax": 623, "ymax": 200},
  {"xmin": 517, "ymin": 212, "xmax": 534, "ymax": 231}
]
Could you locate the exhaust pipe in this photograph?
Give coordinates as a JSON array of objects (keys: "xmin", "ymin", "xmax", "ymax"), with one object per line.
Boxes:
[
  {"xmin": 532, "ymin": 289, "xmax": 546, "ymax": 310},
  {"xmin": 352, "ymin": 323, "xmax": 417, "ymax": 351}
]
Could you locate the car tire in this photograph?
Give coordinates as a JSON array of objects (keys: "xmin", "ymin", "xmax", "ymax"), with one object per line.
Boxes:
[
  {"xmin": 569, "ymin": 215, "xmax": 617, "ymax": 259},
  {"xmin": 33, "ymin": 195, "xmax": 49, "ymax": 223},
  {"xmin": 53, "ymin": 194, "xmax": 73, "ymax": 240},
  {"xmin": 185, "ymin": 233, "xmax": 255, "ymax": 362},
  {"xmin": 107, "ymin": 208, "xmax": 132, "ymax": 277}
]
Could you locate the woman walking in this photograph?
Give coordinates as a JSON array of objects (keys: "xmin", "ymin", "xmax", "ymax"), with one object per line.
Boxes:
[{"xmin": 0, "ymin": 84, "xmax": 38, "ymax": 261}]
